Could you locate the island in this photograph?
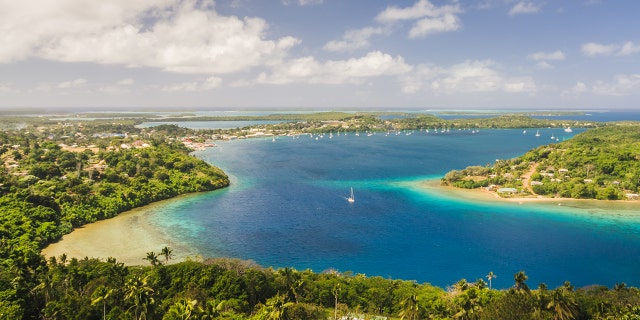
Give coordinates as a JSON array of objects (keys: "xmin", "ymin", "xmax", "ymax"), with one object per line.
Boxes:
[{"xmin": 2, "ymin": 111, "xmax": 640, "ymax": 320}]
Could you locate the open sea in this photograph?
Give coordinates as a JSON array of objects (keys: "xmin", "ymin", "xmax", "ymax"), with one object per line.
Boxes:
[{"xmin": 143, "ymin": 111, "xmax": 640, "ymax": 289}]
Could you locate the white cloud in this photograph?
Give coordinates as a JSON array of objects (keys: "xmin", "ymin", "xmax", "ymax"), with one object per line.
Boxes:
[
  {"xmin": 508, "ymin": 1, "xmax": 541, "ymax": 16},
  {"xmin": 0, "ymin": 83, "xmax": 18, "ymax": 94},
  {"xmin": 581, "ymin": 42, "xmax": 618, "ymax": 56},
  {"xmin": 323, "ymin": 27, "xmax": 388, "ymax": 52},
  {"xmin": 0, "ymin": 0, "xmax": 300, "ymax": 75},
  {"xmin": 528, "ymin": 50, "xmax": 565, "ymax": 61},
  {"xmin": 57, "ymin": 78, "xmax": 88, "ymax": 88},
  {"xmin": 257, "ymin": 51, "xmax": 412, "ymax": 85},
  {"xmin": 401, "ymin": 60, "xmax": 536, "ymax": 95},
  {"xmin": 580, "ymin": 41, "xmax": 640, "ymax": 57},
  {"xmin": 409, "ymin": 13, "xmax": 461, "ymax": 38},
  {"xmin": 375, "ymin": 0, "xmax": 462, "ymax": 38},
  {"xmin": 619, "ymin": 41, "xmax": 640, "ymax": 56},
  {"xmin": 117, "ymin": 78, "xmax": 135, "ymax": 85},
  {"xmin": 562, "ymin": 82, "xmax": 587, "ymax": 96},
  {"xmin": 281, "ymin": 0, "xmax": 323, "ymax": 6},
  {"xmin": 592, "ymin": 74, "xmax": 640, "ymax": 96},
  {"xmin": 162, "ymin": 76, "xmax": 223, "ymax": 92}
]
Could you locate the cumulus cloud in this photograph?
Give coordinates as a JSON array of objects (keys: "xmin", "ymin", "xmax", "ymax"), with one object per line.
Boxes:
[
  {"xmin": 0, "ymin": 83, "xmax": 18, "ymax": 94},
  {"xmin": 562, "ymin": 82, "xmax": 588, "ymax": 96},
  {"xmin": 508, "ymin": 1, "xmax": 541, "ymax": 16},
  {"xmin": 57, "ymin": 78, "xmax": 88, "ymax": 89},
  {"xmin": 162, "ymin": 76, "xmax": 223, "ymax": 92},
  {"xmin": 117, "ymin": 78, "xmax": 135, "ymax": 86},
  {"xmin": 0, "ymin": 0, "xmax": 300, "ymax": 75},
  {"xmin": 281, "ymin": 0, "xmax": 323, "ymax": 6},
  {"xmin": 409, "ymin": 13, "xmax": 461, "ymax": 38},
  {"xmin": 323, "ymin": 27, "xmax": 388, "ymax": 52},
  {"xmin": 581, "ymin": 41, "xmax": 640, "ymax": 57},
  {"xmin": 257, "ymin": 51, "xmax": 412, "ymax": 85},
  {"xmin": 400, "ymin": 60, "xmax": 536, "ymax": 95},
  {"xmin": 581, "ymin": 42, "xmax": 618, "ymax": 56},
  {"xmin": 528, "ymin": 50, "xmax": 565, "ymax": 61},
  {"xmin": 528, "ymin": 50, "xmax": 565, "ymax": 68},
  {"xmin": 592, "ymin": 74, "xmax": 640, "ymax": 96},
  {"xmin": 375, "ymin": 0, "xmax": 462, "ymax": 38}
]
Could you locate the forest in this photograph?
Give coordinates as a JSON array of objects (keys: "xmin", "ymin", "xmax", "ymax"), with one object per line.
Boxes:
[{"xmin": 1, "ymin": 113, "xmax": 640, "ymax": 319}]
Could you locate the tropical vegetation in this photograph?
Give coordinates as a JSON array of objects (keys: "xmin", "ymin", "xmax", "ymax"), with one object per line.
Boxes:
[{"xmin": 442, "ymin": 123, "xmax": 640, "ymax": 200}]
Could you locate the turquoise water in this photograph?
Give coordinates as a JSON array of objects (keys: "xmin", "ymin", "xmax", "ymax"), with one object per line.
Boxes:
[{"xmin": 150, "ymin": 128, "xmax": 640, "ymax": 288}]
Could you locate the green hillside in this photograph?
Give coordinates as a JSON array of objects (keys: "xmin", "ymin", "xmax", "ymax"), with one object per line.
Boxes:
[{"xmin": 442, "ymin": 123, "xmax": 640, "ymax": 200}]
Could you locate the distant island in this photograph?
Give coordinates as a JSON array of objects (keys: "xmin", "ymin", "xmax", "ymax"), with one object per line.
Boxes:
[{"xmin": 441, "ymin": 123, "xmax": 640, "ymax": 201}]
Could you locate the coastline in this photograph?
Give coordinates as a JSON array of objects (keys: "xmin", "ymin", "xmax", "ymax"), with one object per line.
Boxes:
[
  {"xmin": 414, "ymin": 178, "xmax": 640, "ymax": 211},
  {"xmin": 42, "ymin": 195, "xmax": 201, "ymax": 265}
]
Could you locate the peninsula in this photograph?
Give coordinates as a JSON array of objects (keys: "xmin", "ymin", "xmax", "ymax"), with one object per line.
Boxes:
[{"xmin": 441, "ymin": 123, "xmax": 640, "ymax": 201}]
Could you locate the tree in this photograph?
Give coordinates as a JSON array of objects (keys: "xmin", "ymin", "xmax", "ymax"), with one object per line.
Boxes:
[
  {"xmin": 145, "ymin": 251, "xmax": 160, "ymax": 266},
  {"xmin": 486, "ymin": 272, "xmax": 496, "ymax": 290},
  {"xmin": 124, "ymin": 275, "xmax": 155, "ymax": 320},
  {"xmin": 161, "ymin": 246, "xmax": 173, "ymax": 264},
  {"xmin": 164, "ymin": 299, "xmax": 198, "ymax": 320},
  {"xmin": 546, "ymin": 288, "xmax": 577, "ymax": 320},
  {"xmin": 91, "ymin": 286, "xmax": 115, "ymax": 320},
  {"xmin": 399, "ymin": 294, "xmax": 420, "ymax": 320},
  {"xmin": 514, "ymin": 271, "xmax": 530, "ymax": 293}
]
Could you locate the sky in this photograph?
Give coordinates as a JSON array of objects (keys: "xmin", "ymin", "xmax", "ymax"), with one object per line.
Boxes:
[{"xmin": 0, "ymin": 0, "xmax": 639, "ymax": 111}]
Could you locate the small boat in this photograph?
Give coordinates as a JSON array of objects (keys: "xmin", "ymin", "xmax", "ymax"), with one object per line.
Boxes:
[
  {"xmin": 535, "ymin": 130, "xmax": 540, "ymax": 137},
  {"xmin": 564, "ymin": 127, "xmax": 573, "ymax": 133},
  {"xmin": 523, "ymin": 130, "xmax": 526, "ymax": 134},
  {"xmin": 347, "ymin": 187, "xmax": 355, "ymax": 203}
]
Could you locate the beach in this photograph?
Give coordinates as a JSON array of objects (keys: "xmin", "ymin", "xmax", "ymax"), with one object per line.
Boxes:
[
  {"xmin": 415, "ymin": 178, "xmax": 640, "ymax": 211},
  {"xmin": 42, "ymin": 197, "xmax": 199, "ymax": 265}
]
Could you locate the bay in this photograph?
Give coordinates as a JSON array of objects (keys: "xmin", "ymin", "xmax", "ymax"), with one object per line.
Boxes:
[{"xmin": 147, "ymin": 127, "xmax": 640, "ymax": 288}]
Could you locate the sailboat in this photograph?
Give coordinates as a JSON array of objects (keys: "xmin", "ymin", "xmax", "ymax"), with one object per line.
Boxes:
[
  {"xmin": 535, "ymin": 130, "xmax": 540, "ymax": 137},
  {"xmin": 347, "ymin": 187, "xmax": 355, "ymax": 203}
]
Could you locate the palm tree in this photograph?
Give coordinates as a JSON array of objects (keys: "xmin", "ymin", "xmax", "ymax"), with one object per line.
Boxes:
[
  {"xmin": 546, "ymin": 288, "xmax": 577, "ymax": 320},
  {"xmin": 91, "ymin": 286, "xmax": 115, "ymax": 320},
  {"xmin": 486, "ymin": 272, "xmax": 497, "ymax": 290},
  {"xmin": 332, "ymin": 284, "xmax": 340, "ymax": 320},
  {"xmin": 256, "ymin": 294, "xmax": 292, "ymax": 320},
  {"xmin": 514, "ymin": 271, "xmax": 530, "ymax": 292},
  {"xmin": 165, "ymin": 299, "xmax": 198, "ymax": 320},
  {"xmin": 399, "ymin": 294, "xmax": 420, "ymax": 320},
  {"xmin": 124, "ymin": 275, "xmax": 155, "ymax": 320},
  {"xmin": 161, "ymin": 246, "xmax": 173, "ymax": 264},
  {"xmin": 144, "ymin": 251, "xmax": 160, "ymax": 266}
]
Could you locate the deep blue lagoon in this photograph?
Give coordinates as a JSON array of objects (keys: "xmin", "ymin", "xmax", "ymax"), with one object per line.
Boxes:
[{"xmin": 151, "ymin": 128, "xmax": 640, "ymax": 289}]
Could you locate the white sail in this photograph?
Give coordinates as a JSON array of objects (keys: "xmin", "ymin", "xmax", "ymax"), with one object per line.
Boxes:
[{"xmin": 347, "ymin": 187, "xmax": 355, "ymax": 203}]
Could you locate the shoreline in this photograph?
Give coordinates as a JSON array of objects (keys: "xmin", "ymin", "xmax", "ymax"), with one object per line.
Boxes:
[
  {"xmin": 415, "ymin": 178, "xmax": 640, "ymax": 211},
  {"xmin": 42, "ymin": 195, "xmax": 202, "ymax": 266}
]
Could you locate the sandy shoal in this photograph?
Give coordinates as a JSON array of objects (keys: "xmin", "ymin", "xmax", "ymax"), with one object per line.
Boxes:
[
  {"xmin": 415, "ymin": 178, "xmax": 640, "ymax": 211},
  {"xmin": 42, "ymin": 197, "xmax": 199, "ymax": 266}
]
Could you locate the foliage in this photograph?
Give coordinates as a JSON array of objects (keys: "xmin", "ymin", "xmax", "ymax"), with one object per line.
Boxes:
[
  {"xmin": 0, "ymin": 120, "xmax": 229, "ymax": 318},
  {"xmin": 443, "ymin": 123, "xmax": 640, "ymax": 200}
]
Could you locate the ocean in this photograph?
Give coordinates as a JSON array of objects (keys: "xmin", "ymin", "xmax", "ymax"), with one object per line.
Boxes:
[{"xmin": 144, "ymin": 113, "xmax": 640, "ymax": 289}]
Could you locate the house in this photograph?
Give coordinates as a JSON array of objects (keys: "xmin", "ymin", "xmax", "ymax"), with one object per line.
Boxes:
[{"xmin": 497, "ymin": 188, "xmax": 518, "ymax": 194}]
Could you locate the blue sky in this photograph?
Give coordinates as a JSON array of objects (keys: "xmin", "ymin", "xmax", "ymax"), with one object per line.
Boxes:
[{"xmin": 0, "ymin": 0, "xmax": 638, "ymax": 110}]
